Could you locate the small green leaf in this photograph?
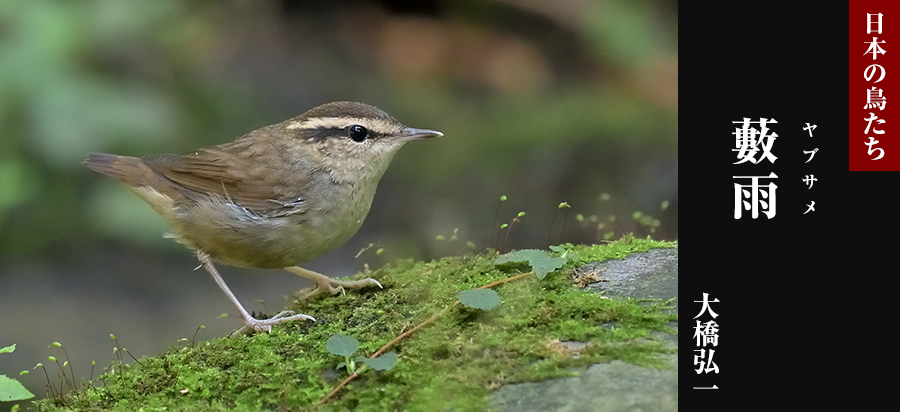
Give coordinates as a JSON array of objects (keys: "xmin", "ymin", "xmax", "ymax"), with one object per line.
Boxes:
[
  {"xmin": 549, "ymin": 246, "xmax": 580, "ymax": 263},
  {"xmin": 494, "ymin": 249, "xmax": 566, "ymax": 280},
  {"xmin": 0, "ymin": 374, "xmax": 35, "ymax": 401},
  {"xmin": 325, "ymin": 335, "xmax": 359, "ymax": 357},
  {"xmin": 495, "ymin": 249, "xmax": 544, "ymax": 264},
  {"xmin": 458, "ymin": 289, "xmax": 501, "ymax": 310},
  {"xmin": 359, "ymin": 352, "xmax": 398, "ymax": 371},
  {"xmin": 0, "ymin": 344, "xmax": 15, "ymax": 354}
]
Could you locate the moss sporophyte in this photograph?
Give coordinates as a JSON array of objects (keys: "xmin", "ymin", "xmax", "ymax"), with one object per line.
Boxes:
[{"xmin": 32, "ymin": 238, "xmax": 676, "ymax": 412}]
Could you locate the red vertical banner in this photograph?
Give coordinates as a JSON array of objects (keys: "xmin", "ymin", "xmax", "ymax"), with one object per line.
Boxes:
[{"xmin": 851, "ymin": 1, "xmax": 900, "ymax": 170}]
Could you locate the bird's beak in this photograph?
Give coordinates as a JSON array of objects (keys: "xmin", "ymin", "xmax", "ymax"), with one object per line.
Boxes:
[{"xmin": 395, "ymin": 127, "xmax": 443, "ymax": 142}]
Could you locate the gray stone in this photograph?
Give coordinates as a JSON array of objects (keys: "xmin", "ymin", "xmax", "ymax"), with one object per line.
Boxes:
[{"xmin": 584, "ymin": 248, "xmax": 678, "ymax": 316}]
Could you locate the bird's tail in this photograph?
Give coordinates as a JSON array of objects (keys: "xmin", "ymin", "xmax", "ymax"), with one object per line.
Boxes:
[{"xmin": 83, "ymin": 153, "xmax": 154, "ymax": 187}]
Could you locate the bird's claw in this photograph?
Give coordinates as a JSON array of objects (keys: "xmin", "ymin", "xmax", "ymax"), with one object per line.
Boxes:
[{"xmin": 230, "ymin": 310, "xmax": 316, "ymax": 336}]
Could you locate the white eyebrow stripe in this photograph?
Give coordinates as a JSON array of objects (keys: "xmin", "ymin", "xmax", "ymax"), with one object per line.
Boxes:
[{"xmin": 285, "ymin": 117, "xmax": 398, "ymax": 134}]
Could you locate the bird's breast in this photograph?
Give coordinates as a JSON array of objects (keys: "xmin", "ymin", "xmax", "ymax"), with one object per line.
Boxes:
[{"xmin": 166, "ymin": 179, "xmax": 378, "ymax": 269}]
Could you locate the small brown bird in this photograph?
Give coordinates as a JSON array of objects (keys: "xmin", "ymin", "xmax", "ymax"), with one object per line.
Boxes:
[{"xmin": 85, "ymin": 101, "xmax": 442, "ymax": 334}]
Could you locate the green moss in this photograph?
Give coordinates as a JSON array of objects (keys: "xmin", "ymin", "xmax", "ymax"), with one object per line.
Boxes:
[{"xmin": 33, "ymin": 237, "xmax": 676, "ymax": 412}]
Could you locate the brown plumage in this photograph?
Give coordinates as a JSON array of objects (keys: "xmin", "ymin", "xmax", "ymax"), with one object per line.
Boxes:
[{"xmin": 85, "ymin": 101, "xmax": 442, "ymax": 334}]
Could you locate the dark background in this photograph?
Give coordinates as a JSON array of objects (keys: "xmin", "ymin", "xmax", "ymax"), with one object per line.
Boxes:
[{"xmin": 0, "ymin": 0, "xmax": 677, "ymax": 406}]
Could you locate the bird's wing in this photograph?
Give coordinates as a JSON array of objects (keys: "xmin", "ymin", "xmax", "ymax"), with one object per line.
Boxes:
[{"xmin": 142, "ymin": 145, "xmax": 308, "ymax": 217}]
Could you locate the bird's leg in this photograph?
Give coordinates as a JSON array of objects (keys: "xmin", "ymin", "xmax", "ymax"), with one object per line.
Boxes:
[
  {"xmin": 196, "ymin": 252, "xmax": 315, "ymax": 335},
  {"xmin": 284, "ymin": 266, "xmax": 383, "ymax": 301}
]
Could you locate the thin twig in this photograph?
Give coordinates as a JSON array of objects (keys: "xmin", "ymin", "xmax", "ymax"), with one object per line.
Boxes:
[
  {"xmin": 314, "ymin": 370, "xmax": 359, "ymax": 408},
  {"xmin": 58, "ymin": 346, "xmax": 76, "ymax": 393},
  {"xmin": 38, "ymin": 364, "xmax": 57, "ymax": 399},
  {"xmin": 371, "ymin": 304, "xmax": 456, "ymax": 359},
  {"xmin": 559, "ymin": 207, "xmax": 569, "ymax": 244},
  {"xmin": 491, "ymin": 197, "xmax": 505, "ymax": 249},
  {"xmin": 548, "ymin": 211, "xmax": 558, "ymax": 246},
  {"xmin": 502, "ymin": 216, "xmax": 521, "ymax": 253},
  {"xmin": 475, "ymin": 271, "xmax": 533, "ymax": 290}
]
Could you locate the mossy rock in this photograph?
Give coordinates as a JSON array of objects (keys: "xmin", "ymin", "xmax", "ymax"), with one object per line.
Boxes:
[{"xmin": 32, "ymin": 236, "xmax": 677, "ymax": 412}]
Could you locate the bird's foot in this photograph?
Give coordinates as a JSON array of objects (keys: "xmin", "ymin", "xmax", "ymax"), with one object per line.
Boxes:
[
  {"xmin": 320, "ymin": 277, "xmax": 383, "ymax": 296},
  {"xmin": 285, "ymin": 266, "xmax": 383, "ymax": 302},
  {"xmin": 230, "ymin": 310, "xmax": 316, "ymax": 336},
  {"xmin": 301, "ymin": 276, "xmax": 383, "ymax": 301}
]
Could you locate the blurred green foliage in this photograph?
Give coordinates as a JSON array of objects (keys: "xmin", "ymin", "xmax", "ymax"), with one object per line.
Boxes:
[{"xmin": 0, "ymin": 0, "xmax": 677, "ymax": 260}]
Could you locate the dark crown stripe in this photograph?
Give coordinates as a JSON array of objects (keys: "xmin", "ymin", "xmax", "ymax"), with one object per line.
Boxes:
[{"xmin": 303, "ymin": 126, "xmax": 346, "ymax": 142}]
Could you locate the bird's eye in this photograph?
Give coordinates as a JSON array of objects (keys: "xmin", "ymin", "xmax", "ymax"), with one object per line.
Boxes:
[{"xmin": 348, "ymin": 125, "xmax": 368, "ymax": 142}]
